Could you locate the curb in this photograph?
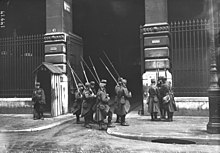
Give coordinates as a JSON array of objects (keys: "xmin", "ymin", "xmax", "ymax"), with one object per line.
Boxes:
[
  {"xmin": 106, "ymin": 128, "xmax": 220, "ymax": 145},
  {"xmin": 0, "ymin": 116, "xmax": 74, "ymax": 133}
]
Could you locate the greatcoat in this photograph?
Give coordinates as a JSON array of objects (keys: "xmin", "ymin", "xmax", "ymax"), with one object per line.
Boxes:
[
  {"xmin": 147, "ymin": 83, "xmax": 160, "ymax": 113},
  {"xmin": 114, "ymin": 85, "xmax": 131, "ymax": 116},
  {"xmin": 95, "ymin": 87, "xmax": 110, "ymax": 122}
]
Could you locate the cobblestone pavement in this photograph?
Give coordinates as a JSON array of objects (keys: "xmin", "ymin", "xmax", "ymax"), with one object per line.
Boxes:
[{"xmin": 0, "ymin": 117, "xmax": 220, "ymax": 153}]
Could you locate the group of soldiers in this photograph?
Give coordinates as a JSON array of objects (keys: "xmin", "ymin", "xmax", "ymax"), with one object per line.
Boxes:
[
  {"xmin": 71, "ymin": 77, "xmax": 132, "ymax": 130},
  {"xmin": 147, "ymin": 76, "xmax": 177, "ymax": 122}
]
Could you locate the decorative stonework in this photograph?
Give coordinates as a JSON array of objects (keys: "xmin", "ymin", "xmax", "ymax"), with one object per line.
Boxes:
[
  {"xmin": 44, "ymin": 32, "xmax": 67, "ymax": 44},
  {"xmin": 142, "ymin": 24, "xmax": 169, "ymax": 35}
]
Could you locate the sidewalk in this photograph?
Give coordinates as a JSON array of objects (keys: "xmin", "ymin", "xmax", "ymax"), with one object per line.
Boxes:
[
  {"xmin": 0, "ymin": 113, "xmax": 74, "ymax": 133},
  {"xmin": 0, "ymin": 107, "xmax": 220, "ymax": 146},
  {"xmin": 107, "ymin": 111, "xmax": 220, "ymax": 145}
]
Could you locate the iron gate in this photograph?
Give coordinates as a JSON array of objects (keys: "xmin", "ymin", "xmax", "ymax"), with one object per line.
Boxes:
[
  {"xmin": 170, "ymin": 19, "xmax": 220, "ymax": 97},
  {"xmin": 0, "ymin": 34, "xmax": 44, "ymax": 97}
]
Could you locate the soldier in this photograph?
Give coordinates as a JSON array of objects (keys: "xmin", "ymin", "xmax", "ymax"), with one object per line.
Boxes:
[
  {"xmin": 148, "ymin": 79, "xmax": 160, "ymax": 121},
  {"xmin": 81, "ymin": 82, "xmax": 96, "ymax": 128},
  {"xmin": 114, "ymin": 77, "xmax": 123, "ymax": 123},
  {"xmin": 90, "ymin": 81, "xmax": 97, "ymax": 123},
  {"xmin": 72, "ymin": 83, "xmax": 84, "ymax": 124},
  {"xmin": 160, "ymin": 77, "xmax": 175, "ymax": 121},
  {"xmin": 157, "ymin": 76, "xmax": 166, "ymax": 119},
  {"xmin": 95, "ymin": 79, "xmax": 111, "ymax": 130},
  {"xmin": 32, "ymin": 82, "xmax": 46, "ymax": 120},
  {"xmin": 116, "ymin": 79, "xmax": 132, "ymax": 126}
]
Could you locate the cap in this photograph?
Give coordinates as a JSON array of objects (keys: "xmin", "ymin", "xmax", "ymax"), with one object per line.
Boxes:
[
  {"xmin": 90, "ymin": 81, "xmax": 95, "ymax": 85},
  {"xmin": 151, "ymin": 79, "xmax": 156, "ymax": 83},
  {"xmin": 77, "ymin": 83, "xmax": 83, "ymax": 87},
  {"xmin": 85, "ymin": 82, "xmax": 90, "ymax": 86},
  {"xmin": 101, "ymin": 79, "xmax": 107, "ymax": 84},
  {"xmin": 118, "ymin": 77, "xmax": 123, "ymax": 82},
  {"xmin": 122, "ymin": 79, "xmax": 127, "ymax": 84}
]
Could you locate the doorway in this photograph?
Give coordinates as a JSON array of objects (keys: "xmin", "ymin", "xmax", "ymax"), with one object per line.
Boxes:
[{"xmin": 37, "ymin": 70, "xmax": 51, "ymax": 113}]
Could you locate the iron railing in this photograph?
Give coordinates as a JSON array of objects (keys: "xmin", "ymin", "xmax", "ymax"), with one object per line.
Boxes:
[
  {"xmin": 170, "ymin": 19, "xmax": 220, "ymax": 96},
  {"xmin": 0, "ymin": 34, "xmax": 44, "ymax": 97}
]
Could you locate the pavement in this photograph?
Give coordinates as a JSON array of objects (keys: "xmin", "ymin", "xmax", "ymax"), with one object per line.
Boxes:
[{"xmin": 0, "ymin": 107, "xmax": 220, "ymax": 146}]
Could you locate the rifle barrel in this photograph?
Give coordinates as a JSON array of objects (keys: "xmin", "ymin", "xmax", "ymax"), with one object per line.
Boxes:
[
  {"xmin": 80, "ymin": 61, "xmax": 89, "ymax": 83},
  {"xmin": 99, "ymin": 58, "xmax": 118, "ymax": 85},
  {"xmin": 81, "ymin": 56, "xmax": 99, "ymax": 84},
  {"xmin": 103, "ymin": 51, "xmax": 120, "ymax": 78},
  {"xmin": 89, "ymin": 56, "xmax": 100, "ymax": 83}
]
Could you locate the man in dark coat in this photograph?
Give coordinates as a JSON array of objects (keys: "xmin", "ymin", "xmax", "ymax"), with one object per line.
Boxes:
[
  {"xmin": 114, "ymin": 77, "xmax": 123, "ymax": 123},
  {"xmin": 115, "ymin": 79, "xmax": 132, "ymax": 126},
  {"xmin": 72, "ymin": 83, "xmax": 84, "ymax": 124},
  {"xmin": 95, "ymin": 79, "xmax": 111, "ymax": 130},
  {"xmin": 89, "ymin": 81, "xmax": 97, "ymax": 123},
  {"xmin": 81, "ymin": 82, "xmax": 96, "ymax": 128},
  {"xmin": 148, "ymin": 79, "xmax": 160, "ymax": 121},
  {"xmin": 32, "ymin": 82, "xmax": 46, "ymax": 120}
]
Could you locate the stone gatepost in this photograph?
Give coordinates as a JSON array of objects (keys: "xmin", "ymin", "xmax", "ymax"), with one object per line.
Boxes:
[
  {"xmin": 44, "ymin": 0, "xmax": 83, "ymax": 115},
  {"xmin": 140, "ymin": 0, "xmax": 171, "ymax": 115}
]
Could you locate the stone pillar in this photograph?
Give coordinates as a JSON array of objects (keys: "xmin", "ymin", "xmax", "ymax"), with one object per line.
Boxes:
[
  {"xmin": 140, "ymin": 0, "xmax": 171, "ymax": 115},
  {"xmin": 44, "ymin": 0, "xmax": 82, "ymax": 115},
  {"xmin": 207, "ymin": 0, "xmax": 220, "ymax": 134}
]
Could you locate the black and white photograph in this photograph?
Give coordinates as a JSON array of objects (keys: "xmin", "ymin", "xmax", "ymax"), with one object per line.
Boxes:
[{"xmin": 0, "ymin": 0, "xmax": 220, "ymax": 152}]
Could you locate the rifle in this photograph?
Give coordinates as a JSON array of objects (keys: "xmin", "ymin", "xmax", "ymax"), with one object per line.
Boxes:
[
  {"xmin": 80, "ymin": 56, "xmax": 99, "ymax": 84},
  {"xmin": 67, "ymin": 61, "xmax": 79, "ymax": 91},
  {"xmin": 67, "ymin": 61, "xmax": 85, "ymax": 88},
  {"xmin": 99, "ymin": 58, "xmax": 118, "ymax": 85},
  {"xmin": 80, "ymin": 61, "xmax": 89, "ymax": 83},
  {"xmin": 103, "ymin": 51, "xmax": 120, "ymax": 78},
  {"xmin": 89, "ymin": 56, "xmax": 100, "ymax": 83}
]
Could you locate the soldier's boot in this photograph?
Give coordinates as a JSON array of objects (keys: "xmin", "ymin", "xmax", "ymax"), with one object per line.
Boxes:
[
  {"xmin": 115, "ymin": 115, "xmax": 120, "ymax": 123},
  {"xmin": 170, "ymin": 112, "xmax": 174, "ymax": 121},
  {"xmin": 121, "ymin": 115, "xmax": 129, "ymax": 126},
  {"xmin": 151, "ymin": 113, "xmax": 154, "ymax": 121},
  {"xmin": 40, "ymin": 112, "xmax": 44, "ymax": 120},
  {"xmin": 76, "ymin": 115, "xmax": 82, "ymax": 124},
  {"xmin": 107, "ymin": 120, "xmax": 115, "ymax": 128},
  {"xmin": 98, "ymin": 121, "xmax": 105, "ymax": 130},
  {"xmin": 84, "ymin": 116, "xmax": 92, "ymax": 128}
]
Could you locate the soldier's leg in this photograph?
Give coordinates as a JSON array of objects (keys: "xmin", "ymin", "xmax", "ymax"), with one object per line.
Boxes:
[
  {"xmin": 121, "ymin": 115, "xmax": 129, "ymax": 126},
  {"xmin": 107, "ymin": 111, "xmax": 115, "ymax": 127},
  {"xmin": 150, "ymin": 113, "xmax": 154, "ymax": 121},
  {"xmin": 115, "ymin": 115, "xmax": 120, "ymax": 123}
]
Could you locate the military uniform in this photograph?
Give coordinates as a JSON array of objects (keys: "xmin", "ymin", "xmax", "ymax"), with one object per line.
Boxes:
[
  {"xmin": 148, "ymin": 79, "xmax": 160, "ymax": 121},
  {"xmin": 95, "ymin": 80, "xmax": 111, "ymax": 129},
  {"xmin": 32, "ymin": 82, "xmax": 46, "ymax": 120},
  {"xmin": 115, "ymin": 79, "xmax": 131, "ymax": 126},
  {"xmin": 160, "ymin": 78, "xmax": 176, "ymax": 121},
  {"xmin": 72, "ymin": 83, "xmax": 84, "ymax": 124},
  {"xmin": 81, "ymin": 82, "xmax": 96, "ymax": 128},
  {"xmin": 89, "ymin": 81, "xmax": 97, "ymax": 123}
]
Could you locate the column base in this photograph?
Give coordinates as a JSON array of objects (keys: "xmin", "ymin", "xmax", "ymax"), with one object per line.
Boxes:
[{"xmin": 207, "ymin": 122, "xmax": 220, "ymax": 134}]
